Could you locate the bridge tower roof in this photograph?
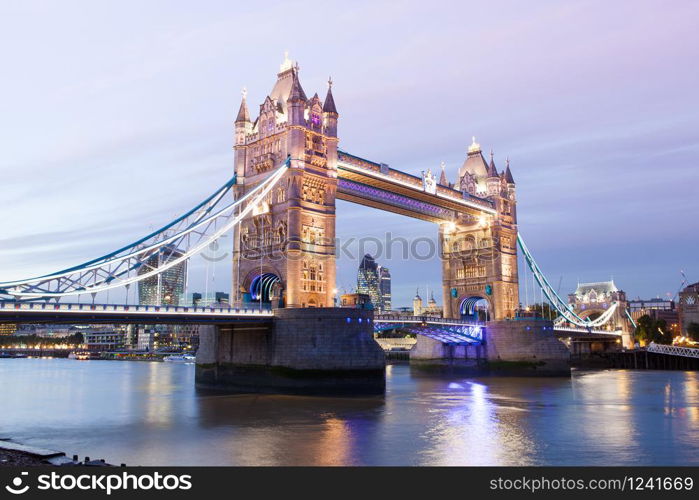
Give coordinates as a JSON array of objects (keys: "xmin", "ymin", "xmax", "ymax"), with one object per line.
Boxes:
[
  {"xmin": 504, "ymin": 158, "xmax": 515, "ymax": 184},
  {"xmin": 459, "ymin": 136, "xmax": 489, "ymax": 179},
  {"xmin": 322, "ymin": 77, "xmax": 338, "ymax": 114},
  {"xmin": 487, "ymin": 150, "xmax": 499, "ymax": 178},
  {"xmin": 235, "ymin": 88, "xmax": 251, "ymax": 123},
  {"xmin": 267, "ymin": 53, "xmax": 306, "ymax": 116}
]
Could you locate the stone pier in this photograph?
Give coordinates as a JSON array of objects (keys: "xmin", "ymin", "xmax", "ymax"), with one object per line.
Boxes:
[
  {"xmin": 411, "ymin": 319, "xmax": 571, "ymax": 376},
  {"xmin": 196, "ymin": 308, "xmax": 385, "ymax": 395}
]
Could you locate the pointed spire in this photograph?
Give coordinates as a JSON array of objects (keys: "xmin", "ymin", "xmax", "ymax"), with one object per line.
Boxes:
[
  {"xmin": 504, "ymin": 157, "xmax": 515, "ymax": 184},
  {"xmin": 487, "ymin": 150, "xmax": 499, "ymax": 178},
  {"xmin": 287, "ymin": 66, "xmax": 307, "ymax": 102},
  {"xmin": 322, "ymin": 76, "xmax": 338, "ymax": 114},
  {"xmin": 439, "ymin": 161, "xmax": 448, "ymax": 185},
  {"xmin": 235, "ymin": 87, "xmax": 251, "ymax": 123}
]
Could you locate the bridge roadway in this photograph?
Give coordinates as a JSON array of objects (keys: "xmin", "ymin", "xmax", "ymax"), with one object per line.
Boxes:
[
  {"xmin": 553, "ymin": 325, "xmax": 623, "ymax": 338},
  {"xmin": 0, "ymin": 301, "xmax": 273, "ymax": 325},
  {"xmin": 373, "ymin": 314, "xmax": 484, "ymax": 344}
]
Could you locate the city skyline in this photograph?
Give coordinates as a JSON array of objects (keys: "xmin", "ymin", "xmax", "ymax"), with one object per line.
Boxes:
[{"xmin": 1, "ymin": 1, "xmax": 698, "ymax": 308}]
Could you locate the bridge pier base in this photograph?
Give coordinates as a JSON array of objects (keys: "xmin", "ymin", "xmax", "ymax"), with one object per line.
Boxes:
[
  {"xmin": 411, "ymin": 319, "xmax": 570, "ymax": 376},
  {"xmin": 195, "ymin": 308, "xmax": 386, "ymax": 395}
]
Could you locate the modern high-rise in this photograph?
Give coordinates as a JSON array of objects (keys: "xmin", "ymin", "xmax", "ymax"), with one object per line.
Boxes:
[
  {"xmin": 378, "ymin": 265, "xmax": 391, "ymax": 312},
  {"xmin": 137, "ymin": 245, "xmax": 187, "ymax": 306},
  {"xmin": 357, "ymin": 254, "xmax": 390, "ymax": 312}
]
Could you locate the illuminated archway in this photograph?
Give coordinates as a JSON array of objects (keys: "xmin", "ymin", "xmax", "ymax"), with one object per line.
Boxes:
[
  {"xmin": 459, "ymin": 296, "xmax": 490, "ymax": 322},
  {"xmin": 249, "ymin": 273, "xmax": 281, "ymax": 303}
]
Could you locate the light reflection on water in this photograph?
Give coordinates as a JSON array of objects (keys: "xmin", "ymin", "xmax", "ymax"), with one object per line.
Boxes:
[{"xmin": 1, "ymin": 359, "xmax": 697, "ymax": 466}]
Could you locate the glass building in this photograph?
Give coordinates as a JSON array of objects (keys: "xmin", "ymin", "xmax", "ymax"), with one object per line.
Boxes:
[
  {"xmin": 137, "ymin": 245, "xmax": 187, "ymax": 306},
  {"xmin": 379, "ymin": 265, "xmax": 391, "ymax": 312},
  {"xmin": 357, "ymin": 254, "xmax": 390, "ymax": 312}
]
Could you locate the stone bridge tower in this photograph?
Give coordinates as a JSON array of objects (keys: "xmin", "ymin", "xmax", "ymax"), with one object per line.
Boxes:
[
  {"xmin": 440, "ymin": 138, "xmax": 519, "ymax": 321},
  {"xmin": 232, "ymin": 55, "xmax": 338, "ymax": 308}
]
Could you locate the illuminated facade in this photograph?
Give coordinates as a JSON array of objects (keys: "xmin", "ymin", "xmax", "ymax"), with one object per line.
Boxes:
[
  {"xmin": 233, "ymin": 54, "xmax": 338, "ymax": 308},
  {"xmin": 440, "ymin": 138, "xmax": 519, "ymax": 320},
  {"xmin": 231, "ymin": 57, "xmax": 519, "ymax": 319}
]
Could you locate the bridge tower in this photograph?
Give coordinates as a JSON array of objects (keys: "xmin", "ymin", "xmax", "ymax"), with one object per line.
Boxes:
[
  {"xmin": 440, "ymin": 138, "xmax": 519, "ymax": 321},
  {"xmin": 232, "ymin": 54, "xmax": 338, "ymax": 308}
]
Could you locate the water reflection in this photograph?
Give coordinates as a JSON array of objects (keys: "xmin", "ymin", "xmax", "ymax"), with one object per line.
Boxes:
[{"xmin": 1, "ymin": 359, "xmax": 698, "ymax": 466}]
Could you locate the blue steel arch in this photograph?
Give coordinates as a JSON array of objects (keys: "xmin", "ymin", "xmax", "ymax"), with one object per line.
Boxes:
[{"xmin": 250, "ymin": 273, "xmax": 281, "ymax": 302}]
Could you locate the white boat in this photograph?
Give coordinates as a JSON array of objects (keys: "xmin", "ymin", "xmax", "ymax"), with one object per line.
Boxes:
[
  {"xmin": 68, "ymin": 351, "xmax": 92, "ymax": 360},
  {"xmin": 163, "ymin": 354, "xmax": 196, "ymax": 363}
]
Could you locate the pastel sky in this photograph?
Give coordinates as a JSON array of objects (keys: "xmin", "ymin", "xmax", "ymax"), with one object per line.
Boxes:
[{"xmin": 1, "ymin": 0, "xmax": 698, "ymax": 307}]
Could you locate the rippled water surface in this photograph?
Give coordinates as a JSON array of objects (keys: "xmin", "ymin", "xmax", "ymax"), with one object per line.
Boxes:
[{"xmin": 1, "ymin": 359, "xmax": 697, "ymax": 465}]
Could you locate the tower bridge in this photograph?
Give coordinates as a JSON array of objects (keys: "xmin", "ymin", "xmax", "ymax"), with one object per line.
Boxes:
[
  {"xmin": 231, "ymin": 57, "xmax": 519, "ymax": 321},
  {"xmin": 0, "ymin": 55, "xmax": 633, "ymax": 391}
]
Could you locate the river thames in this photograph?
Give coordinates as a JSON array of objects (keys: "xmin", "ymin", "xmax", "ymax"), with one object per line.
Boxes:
[{"xmin": 1, "ymin": 359, "xmax": 697, "ymax": 466}]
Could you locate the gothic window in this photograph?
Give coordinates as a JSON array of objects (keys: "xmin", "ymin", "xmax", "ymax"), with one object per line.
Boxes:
[
  {"xmin": 311, "ymin": 113, "xmax": 321, "ymax": 126},
  {"xmin": 465, "ymin": 265, "xmax": 486, "ymax": 278},
  {"xmin": 276, "ymin": 187, "xmax": 285, "ymax": 203},
  {"xmin": 301, "ymin": 260, "xmax": 324, "ymax": 295}
]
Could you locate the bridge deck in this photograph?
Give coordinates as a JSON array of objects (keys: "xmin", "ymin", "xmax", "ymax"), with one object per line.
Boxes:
[{"xmin": 0, "ymin": 301, "xmax": 273, "ymax": 325}]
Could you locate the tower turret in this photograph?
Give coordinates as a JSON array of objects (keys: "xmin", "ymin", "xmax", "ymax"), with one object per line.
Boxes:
[
  {"xmin": 234, "ymin": 88, "xmax": 252, "ymax": 177},
  {"xmin": 504, "ymin": 157, "xmax": 515, "ymax": 185},
  {"xmin": 286, "ymin": 64, "xmax": 307, "ymax": 126},
  {"xmin": 413, "ymin": 288, "xmax": 423, "ymax": 316},
  {"xmin": 323, "ymin": 77, "xmax": 338, "ymax": 138},
  {"xmin": 486, "ymin": 150, "xmax": 500, "ymax": 197}
]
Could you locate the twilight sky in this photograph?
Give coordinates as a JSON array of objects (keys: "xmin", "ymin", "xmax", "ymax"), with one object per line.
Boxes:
[{"xmin": 1, "ymin": 0, "xmax": 698, "ymax": 307}]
